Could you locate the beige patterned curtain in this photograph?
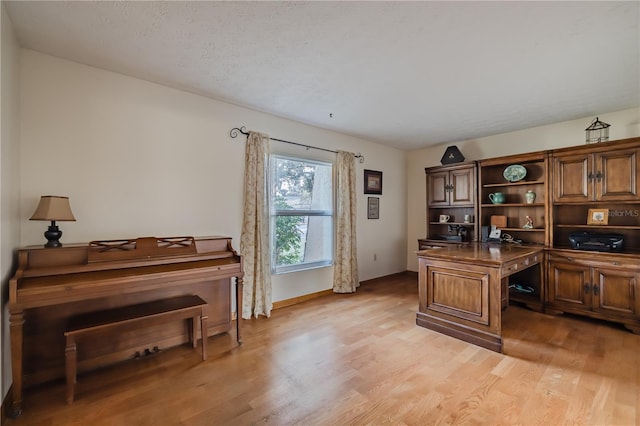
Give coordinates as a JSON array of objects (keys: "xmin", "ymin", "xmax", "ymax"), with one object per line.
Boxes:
[
  {"xmin": 333, "ymin": 150, "xmax": 359, "ymax": 293},
  {"xmin": 240, "ymin": 131, "xmax": 272, "ymax": 319}
]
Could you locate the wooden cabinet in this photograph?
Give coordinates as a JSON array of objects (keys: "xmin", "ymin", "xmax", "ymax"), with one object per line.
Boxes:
[
  {"xmin": 553, "ymin": 145, "xmax": 640, "ymax": 203},
  {"xmin": 418, "ymin": 137, "xmax": 640, "ymax": 334},
  {"xmin": 547, "ymin": 138, "xmax": 640, "ymax": 334},
  {"xmin": 427, "ymin": 164, "xmax": 475, "ymax": 206},
  {"xmin": 547, "ymin": 251, "xmax": 640, "ymax": 333},
  {"xmin": 424, "ymin": 162, "xmax": 477, "ymax": 243},
  {"xmin": 417, "ymin": 245, "xmax": 543, "ymax": 352},
  {"xmin": 479, "ymin": 151, "xmax": 548, "ymax": 247},
  {"xmin": 551, "ymin": 138, "xmax": 640, "ymax": 253}
]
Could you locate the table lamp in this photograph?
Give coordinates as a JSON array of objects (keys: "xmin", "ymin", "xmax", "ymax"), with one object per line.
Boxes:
[{"xmin": 29, "ymin": 195, "xmax": 76, "ymax": 248}]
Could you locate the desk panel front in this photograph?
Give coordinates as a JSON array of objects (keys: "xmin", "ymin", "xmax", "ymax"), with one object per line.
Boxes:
[{"xmin": 416, "ymin": 243, "xmax": 543, "ymax": 353}]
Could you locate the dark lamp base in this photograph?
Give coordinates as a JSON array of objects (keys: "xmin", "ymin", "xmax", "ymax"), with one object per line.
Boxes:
[{"xmin": 44, "ymin": 224, "xmax": 63, "ymax": 248}]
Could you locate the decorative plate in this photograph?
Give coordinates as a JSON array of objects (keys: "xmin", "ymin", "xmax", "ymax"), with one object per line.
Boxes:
[{"xmin": 503, "ymin": 164, "xmax": 527, "ymax": 182}]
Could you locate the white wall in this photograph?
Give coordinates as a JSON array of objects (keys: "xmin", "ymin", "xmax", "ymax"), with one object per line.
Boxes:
[
  {"xmin": 406, "ymin": 107, "xmax": 640, "ymax": 271},
  {"xmin": 19, "ymin": 50, "xmax": 408, "ymax": 305},
  {"xmin": 1, "ymin": 3, "xmax": 22, "ymax": 402}
]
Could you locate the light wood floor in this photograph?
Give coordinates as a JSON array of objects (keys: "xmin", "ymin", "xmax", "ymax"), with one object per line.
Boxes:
[{"xmin": 7, "ymin": 273, "xmax": 640, "ymax": 425}]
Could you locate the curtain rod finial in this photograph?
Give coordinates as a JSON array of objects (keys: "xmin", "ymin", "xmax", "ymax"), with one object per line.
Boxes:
[{"xmin": 230, "ymin": 126, "xmax": 249, "ymax": 138}]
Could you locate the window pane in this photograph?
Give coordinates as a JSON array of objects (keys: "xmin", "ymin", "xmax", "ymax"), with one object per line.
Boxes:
[
  {"xmin": 271, "ymin": 155, "xmax": 333, "ymax": 274},
  {"xmin": 273, "ymin": 158, "xmax": 332, "ymax": 211},
  {"xmin": 274, "ymin": 215, "xmax": 333, "ymax": 270}
]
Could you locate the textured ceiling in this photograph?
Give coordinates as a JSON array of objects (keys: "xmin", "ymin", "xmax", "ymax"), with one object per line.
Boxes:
[{"xmin": 4, "ymin": 1, "xmax": 640, "ymax": 150}]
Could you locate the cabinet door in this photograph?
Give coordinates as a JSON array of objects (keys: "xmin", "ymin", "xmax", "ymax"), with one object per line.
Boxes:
[
  {"xmin": 595, "ymin": 148, "xmax": 640, "ymax": 201},
  {"xmin": 553, "ymin": 153, "xmax": 592, "ymax": 202},
  {"xmin": 547, "ymin": 260, "xmax": 591, "ymax": 310},
  {"xmin": 449, "ymin": 167, "xmax": 475, "ymax": 206},
  {"xmin": 427, "ymin": 171, "xmax": 450, "ymax": 206},
  {"xmin": 591, "ymin": 266, "xmax": 639, "ymax": 319}
]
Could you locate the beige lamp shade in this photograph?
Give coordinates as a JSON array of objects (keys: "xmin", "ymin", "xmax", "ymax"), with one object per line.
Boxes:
[{"xmin": 30, "ymin": 196, "xmax": 76, "ymax": 222}]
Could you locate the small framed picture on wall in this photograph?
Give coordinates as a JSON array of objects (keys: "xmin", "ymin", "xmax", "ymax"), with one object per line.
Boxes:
[
  {"xmin": 367, "ymin": 197, "xmax": 380, "ymax": 219},
  {"xmin": 364, "ymin": 169, "xmax": 383, "ymax": 194}
]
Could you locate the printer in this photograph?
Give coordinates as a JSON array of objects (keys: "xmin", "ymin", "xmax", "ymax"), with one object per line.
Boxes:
[{"xmin": 569, "ymin": 231, "xmax": 624, "ymax": 252}]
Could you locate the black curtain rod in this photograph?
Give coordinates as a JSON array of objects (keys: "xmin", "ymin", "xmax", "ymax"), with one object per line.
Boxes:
[{"xmin": 229, "ymin": 126, "xmax": 364, "ymax": 163}]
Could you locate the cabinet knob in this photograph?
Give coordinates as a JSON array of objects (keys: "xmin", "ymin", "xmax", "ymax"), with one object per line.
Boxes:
[
  {"xmin": 593, "ymin": 285, "xmax": 600, "ymax": 296},
  {"xmin": 584, "ymin": 283, "xmax": 591, "ymax": 294},
  {"xmin": 587, "ymin": 172, "xmax": 595, "ymax": 181},
  {"xmin": 595, "ymin": 171, "xmax": 603, "ymax": 181}
]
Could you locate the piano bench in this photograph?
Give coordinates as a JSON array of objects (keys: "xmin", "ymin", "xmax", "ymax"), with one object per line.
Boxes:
[{"xmin": 63, "ymin": 294, "xmax": 208, "ymax": 404}]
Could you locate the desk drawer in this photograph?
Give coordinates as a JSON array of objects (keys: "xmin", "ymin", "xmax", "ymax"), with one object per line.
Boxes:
[
  {"xmin": 548, "ymin": 252, "xmax": 640, "ymax": 270},
  {"xmin": 503, "ymin": 253, "xmax": 541, "ymax": 276}
]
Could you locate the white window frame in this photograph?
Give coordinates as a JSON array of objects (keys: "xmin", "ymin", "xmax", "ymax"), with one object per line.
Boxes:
[{"xmin": 270, "ymin": 154, "xmax": 334, "ymax": 274}]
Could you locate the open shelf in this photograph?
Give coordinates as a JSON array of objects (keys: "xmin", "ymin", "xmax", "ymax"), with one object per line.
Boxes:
[
  {"xmin": 481, "ymin": 203, "xmax": 544, "ymax": 208},
  {"xmin": 508, "ymin": 266, "xmax": 544, "ymax": 311},
  {"xmin": 500, "ymin": 227, "xmax": 544, "ymax": 232},
  {"xmin": 483, "ymin": 180, "xmax": 545, "ymax": 188},
  {"xmin": 556, "ymin": 224, "xmax": 640, "ymax": 230},
  {"xmin": 429, "ymin": 222, "xmax": 475, "ymax": 226},
  {"xmin": 479, "ymin": 152, "xmax": 548, "ymax": 247},
  {"xmin": 553, "ymin": 202, "xmax": 640, "ymax": 251}
]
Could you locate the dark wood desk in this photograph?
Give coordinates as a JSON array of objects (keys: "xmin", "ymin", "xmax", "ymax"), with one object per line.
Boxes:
[
  {"xmin": 9, "ymin": 236, "xmax": 243, "ymax": 417},
  {"xmin": 416, "ymin": 243, "xmax": 543, "ymax": 352}
]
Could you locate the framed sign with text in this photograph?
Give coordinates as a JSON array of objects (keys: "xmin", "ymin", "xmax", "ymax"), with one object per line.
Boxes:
[{"xmin": 367, "ymin": 197, "xmax": 379, "ymax": 219}]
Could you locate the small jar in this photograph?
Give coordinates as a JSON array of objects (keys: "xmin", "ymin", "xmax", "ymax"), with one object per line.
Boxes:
[{"xmin": 525, "ymin": 190, "xmax": 536, "ymax": 204}]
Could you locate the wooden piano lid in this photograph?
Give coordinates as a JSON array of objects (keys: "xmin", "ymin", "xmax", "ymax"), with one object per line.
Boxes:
[{"xmin": 88, "ymin": 236, "xmax": 197, "ymax": 263}]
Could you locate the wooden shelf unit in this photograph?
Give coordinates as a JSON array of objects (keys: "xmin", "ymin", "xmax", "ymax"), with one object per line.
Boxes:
[
  {"xmin": 479, "ymin": 151, "xmax": 549, "ymax": 248},
  {"xmin": 547, "ymin": 137, "xmax": 640, "ymax": 333},
  {"xmin": 424, "ymin": 162, "xmax": 478, "ymax": 244},
  {"xmin": 420, "ymin": 137, "xmax": 640, "ymax": 333},
  {"xmin": 550, "ymin": 139, "xmax": 640, "ymax": 253},
  {"xmin": 477, "ymin": 151, "xmax": 548, "ymax": 310}
]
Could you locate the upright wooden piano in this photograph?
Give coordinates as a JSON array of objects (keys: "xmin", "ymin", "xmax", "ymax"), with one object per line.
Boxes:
[{"xmin": 8, "ymin": 235, "xmax": 243, "ymax": 417}]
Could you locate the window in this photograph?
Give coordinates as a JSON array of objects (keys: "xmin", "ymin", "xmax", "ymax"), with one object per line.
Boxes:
[{"xmin": 270, "ymin": 155, "xmax": 333, "ymax": 274}]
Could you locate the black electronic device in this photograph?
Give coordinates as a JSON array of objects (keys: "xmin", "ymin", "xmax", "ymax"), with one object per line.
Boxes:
[
  {"xmin": 569, "ymin": 231, "xmax": 624, "ymax": 252},
  {"xmin": 440, "ymin": 146, "xmax": 465, "ymax": 165}
]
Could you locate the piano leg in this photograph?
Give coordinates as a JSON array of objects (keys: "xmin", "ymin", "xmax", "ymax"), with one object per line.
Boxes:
[
  {"xmin": 9, "ymin": 308, "xmax": 25, "ymax": 417},
  {"xmin": 65, "ymin": 338, "xmax": 77, "ymax": 404},
  {"xmin": 200, "ymin": 314, "xmax": 208, "ymax": 360},
  {"xmin": 236, "ymin": 276, "xmax": 243, "ymax": 344}
]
